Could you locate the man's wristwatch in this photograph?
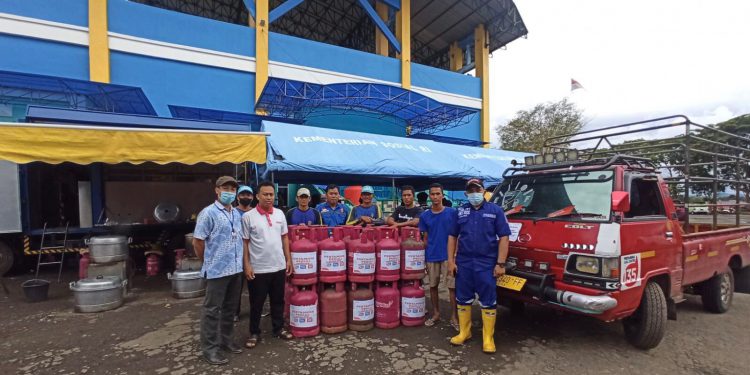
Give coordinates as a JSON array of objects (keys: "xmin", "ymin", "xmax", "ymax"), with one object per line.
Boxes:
[{"xmin": 496, "ymin": 262, "xmax": 506, "ymax": 268}]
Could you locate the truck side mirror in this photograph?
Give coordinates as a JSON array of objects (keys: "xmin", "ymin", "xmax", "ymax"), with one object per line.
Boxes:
[{"xmin": 612, "ymin": 191, "xmax": 630, "ymax": 213}]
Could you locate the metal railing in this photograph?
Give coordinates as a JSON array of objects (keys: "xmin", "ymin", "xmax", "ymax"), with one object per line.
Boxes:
[{"xmin": 543, "ymin": 115, "xmax": 750, "ymax": 231}]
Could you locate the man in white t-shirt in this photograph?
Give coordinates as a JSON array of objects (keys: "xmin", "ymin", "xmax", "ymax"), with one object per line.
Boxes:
[{"xmin": 241, "ymin": 181, "xmax": 293, "ymax": 348}]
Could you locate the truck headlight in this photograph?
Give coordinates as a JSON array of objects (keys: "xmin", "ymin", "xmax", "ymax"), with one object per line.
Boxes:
[{"xmin": 575, "ymin": 256, "xmax": 599, "ymax": 274}]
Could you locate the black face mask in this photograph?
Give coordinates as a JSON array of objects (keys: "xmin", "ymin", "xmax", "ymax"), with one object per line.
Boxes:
[{"xmin": 238, "ymin": 198, "xmax": 253, "ymax": 206}]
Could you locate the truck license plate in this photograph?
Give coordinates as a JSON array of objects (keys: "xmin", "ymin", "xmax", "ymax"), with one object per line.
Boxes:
[{"xmin": 497, "ymin": 275, "xmax": 527, "ymax": 291}]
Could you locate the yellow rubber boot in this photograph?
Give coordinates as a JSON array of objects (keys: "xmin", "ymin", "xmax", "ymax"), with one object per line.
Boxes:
[
  {"xmin": 481, "ymin": 308, "xmax": 497, "ymax": 353},
  {"xmin": 450, "ymin": 305, "xmax": 472, "ymax": 345}
]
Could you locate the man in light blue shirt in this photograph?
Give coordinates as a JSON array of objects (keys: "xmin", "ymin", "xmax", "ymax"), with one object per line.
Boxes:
[{"xmin": 193, "ymin": 176, "xmax": 244, "ymax": 365}]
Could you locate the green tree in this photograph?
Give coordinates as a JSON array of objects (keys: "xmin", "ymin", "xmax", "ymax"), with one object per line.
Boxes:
[{"xmin": 497, "ymin": 98, "xmax": 585, "ymax": 153}]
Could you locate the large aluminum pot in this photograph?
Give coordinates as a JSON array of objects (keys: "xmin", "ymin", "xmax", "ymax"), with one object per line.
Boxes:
[
  {"xmin": 69, "ymin": 275, "xmax": 127, "ymax": 313},
  {"xmin": 167, "ymin": 269, "xmax": 206, "ymax": 299},
  {"xmin": 184, "ymin": 233, "xmax": 196, "ymax": 257},
  {"xmin": 86, "ymin": 235, "xmax": 131, "ymax": 263}
]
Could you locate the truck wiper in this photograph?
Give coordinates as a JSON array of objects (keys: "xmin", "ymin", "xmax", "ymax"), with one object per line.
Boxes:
[{"xmin": 534, "ymin": 205, "xmax": 604, "ymax": 224}]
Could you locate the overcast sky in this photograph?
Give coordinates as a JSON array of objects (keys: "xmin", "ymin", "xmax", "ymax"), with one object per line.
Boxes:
[{"xmin": 488, "ymin": 0, "xmax": 750, "ymax": 147}]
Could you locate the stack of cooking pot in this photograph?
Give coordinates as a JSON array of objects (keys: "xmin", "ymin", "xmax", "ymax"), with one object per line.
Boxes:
[
  {"xmin": 70, "ymin": 235, "xmax": 131, "ymax": 313},
  {"xmin": 166, "ymin": 233, "xmax": 206, "ymax": 299}
]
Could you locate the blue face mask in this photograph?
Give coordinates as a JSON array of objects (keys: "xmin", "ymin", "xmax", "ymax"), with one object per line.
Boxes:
[
  {"xmin": 219, "ymin": 191, "xmax": 236, "ymax": 205},
  {"xmin": 467, "ymin": 192, "xmax": 484, "ymax": 206}
]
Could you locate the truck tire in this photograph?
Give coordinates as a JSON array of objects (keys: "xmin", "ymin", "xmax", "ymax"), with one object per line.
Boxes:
[
  {"xmin": 0, "ymin": 240, "xmax": 14, "ymax": 276},
  {"xmin": 735, "ymin": 267, "xmax": 750, "ymax": 294},
  {"xmin": 622, "ymin": 282, "xmax": 667, "ymax": 350},
  {"xmin": 700, "ymin": 270, "xmax": 734, "ymax": 313}
]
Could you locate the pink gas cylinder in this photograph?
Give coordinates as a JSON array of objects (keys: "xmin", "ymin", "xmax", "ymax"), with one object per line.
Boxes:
[
  {"xmin": 316, "ymin": 227, "xmax": 347, "ymax": 283},
  {"xmin": 341, "ymin": 226, "xmax": 362, "ymax": 251},
  {"xmin": 174, "ymin": 248, "xmax": 185, "ymax": 270},
  {"xmin": 283, "ymin": 277, "xmax": 295, "ymax": 326},
  {"xmin": 375, "ymin": 281, "xmax": 400, "ymax": 329},
  {"xmin": 146, "ymin": 254, "xmax": 160, "ymax": 276},
  {"xmin": 400, "ymin": 280, "xmax": 426, "ymax": 327},
  {"xmin": 319, "ymin": 282, "xmax": 347, "ymax": 334},
  {"xmin": 290, "ymin": 227, "xmax": 318, "ymax": 286},
  {"xmin": 399, "ymin": 227, "xmax": 426, "ymax": 280},
  {"xmin": 289, "ymin": 285, "xmax": 319, "ymax": 338},
  {"xmin": 375, "ymin": 227, "xmax": 400, "ymax": 282},
  {"xmin": 78, "ymin": 252, "xmax": 90, "ymax": 280},
  {"xmin": 348, "ymin": 282, "xmax": 374, "ymax": 332},
  {"xmin": 348, "ymin": 228, "xmax": 376, "ymax": 283}
]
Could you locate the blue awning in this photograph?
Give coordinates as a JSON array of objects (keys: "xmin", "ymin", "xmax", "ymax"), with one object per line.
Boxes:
[
  {"xmin": 256, "ymin": 78, "xmax": 479, "ymax": 134},
  {"xmin": 408, "ymin": 133, "xmax": 488, "ymax": 147},
  {"xmin": 168, "ymin": 105, "xmax": 302, "ymax": 132},
  {"xmin": 0, "ymin": 70, "xmax": 156, "ymax": 116},
  {"xmin": 262, "ymin": 121, "xmax": 529, "ymax": 188}
]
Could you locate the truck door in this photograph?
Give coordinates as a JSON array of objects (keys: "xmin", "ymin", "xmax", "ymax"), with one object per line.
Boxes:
[{"xmin": 621, "ymin": 174, "xmax": 683, "ymax": 298}]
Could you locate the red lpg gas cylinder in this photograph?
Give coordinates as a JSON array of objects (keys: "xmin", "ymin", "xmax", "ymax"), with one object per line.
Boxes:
[
  {"xmin": 289, "ymin": 285, "xmax": 319, "ymax": 338},
  {"xmin": 174, "ymin": 248, "xmax": 185, "ymax": 270},
  {"xmin": 348, "ymin": 282, "xmax": 374, "ymax": 331},
  {"xmin": 317, "ymin": 227, "xmax": 347, "ymax": 283},
  {"xmin": 78, "ymin": 253, "xmax": 90, "ymax": 280},
  {"xmin": 290, "ymin": 227, "xmax": 318, "ymax": 285},
  {"xmin": 146, "ymin": 254, "xmax": 160, "ymax": 276},
  {"xmin": 319, "ymin": 282, "xmax": 347, "ymax": 334},
  {"xmin": 348, "ymin": 228, "xmax": 376, "ymax": 283},
  {"xmin": 341, "ymin": 226, "xmax": 362, "ymax": 251},
  {"xmin": 400, "ymin": 280, "xmax": 426, "ymax": 326},
  {"xmin": 283, "ymin": 277, "xmax": 295, "ymax": 326},
  {"xmin": 375, "ymin": 227, "xmax": 400, "ymax": 282},
  {"xmin": 375, "ymin": 281, "xmax": 400, "ymax": 329},
  {"xmin": 399, "ymin": 228, "xmax": 426, "ymax": 280}
]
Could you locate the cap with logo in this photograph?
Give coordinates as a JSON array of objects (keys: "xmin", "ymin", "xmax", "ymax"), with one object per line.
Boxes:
[
  {"xmin": 238, "ymin": 185, "xmax": 254, "ymax": 195},
  {"xmin": 296, "ymin": 187, "xmax": 311, "ymax": 197},
  {"xmin": 215, "ymin": 176, "xmax": 239, "ymax": 188},
  {"xmin": 465, "ymin": 178, "xmax": 484, "ymax": 189},
  {"xmin": 361, "ymin": 185, "xmax": 375, "ymax": 194}
]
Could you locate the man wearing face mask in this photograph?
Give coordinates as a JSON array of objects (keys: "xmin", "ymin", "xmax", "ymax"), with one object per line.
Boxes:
[
  {"xmin": 193, "ymin": 176, "xmax": 245, "ymax": 365},
  {"xmin": 447, "ymin": 178, "xmax": 511, "ymax": 354},
  {"xmin": 233, "ymin": 185, "xmax": 255, "ymax": 322}
]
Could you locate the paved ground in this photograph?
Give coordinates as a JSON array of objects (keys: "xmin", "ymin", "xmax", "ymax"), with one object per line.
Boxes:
[{"xmin": 1, "ymin": 271, "xmax": 749, "ymax": 375}]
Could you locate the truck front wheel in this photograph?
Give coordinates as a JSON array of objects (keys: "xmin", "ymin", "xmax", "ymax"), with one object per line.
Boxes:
[
  {"xmin": 0, "ymin": 240, "xmax": 14, "ymax": 276},
  {"xmin": 700, "ymin": 269, "xmax": 734, "ymax": 313},
  {"xmin": 622, "ymin": 282, "xmax": 667, "ymax": 350}
]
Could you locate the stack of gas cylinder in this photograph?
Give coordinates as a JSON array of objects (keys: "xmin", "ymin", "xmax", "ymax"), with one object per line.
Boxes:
[{"xmin": 285, "ymin": 225, "xmax": 427, "ymax": 338}]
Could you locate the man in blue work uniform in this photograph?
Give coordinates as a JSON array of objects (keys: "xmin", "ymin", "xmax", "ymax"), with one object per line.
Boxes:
[
  {"xmin": 346, "ymin": 185, "xmax": 384, "ymax": 225},
  {"xmin": 448, "ymin": 178, "xmax": 511, "ymax": 354},
  {"xmin": 193, "ymin": 176, "xmax": 245, "ymax": 365},
  {"xmin": 315, "ymin": 184, "xmax": 350, "ymax": 227},
  {"xmin": 286, "ymin": 187, "xmax": 322, "ymax": 225}
]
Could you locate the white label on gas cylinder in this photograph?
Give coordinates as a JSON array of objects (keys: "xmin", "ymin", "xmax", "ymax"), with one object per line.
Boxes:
[
  {"xmin": 352, "ymin": 298, "xmax": 375, "ymax": 321},
  {"xmin": 353, "ymin": 252, "xmax": 376, "ymax": 274},
  {"xmin": 290, "ymin": 303, "xmax": 318, "ymax": 328},
  {"xmin": 320, "ymin": 250, "xmax": 346, "ymax": 272},
  {"xmin": 401, "ymin": 296, "xmax": 425, "ymax": 318},
  {"xmin": 404, "ymin": 250, "xmax": 425, "ymax": 270},
  {"xmin": 379, "ymin": 249, "xmax": 401, "ymax": 270},
  {"xmin": 292, "ymin": 252, "xmax": 317, "ymax": 275}
]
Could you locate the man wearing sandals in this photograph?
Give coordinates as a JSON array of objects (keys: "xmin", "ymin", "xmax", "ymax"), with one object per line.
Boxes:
[
  {"xmin": 241, "ymin": 181, "xmax": 295, "ymax": 348},
  {"xmin": 418, "ymin": 183, "xmax": 458, "ymax": 331},
  {"xmin": 194, "ymin": 176, "xmax": 245, "ymax": 365}
]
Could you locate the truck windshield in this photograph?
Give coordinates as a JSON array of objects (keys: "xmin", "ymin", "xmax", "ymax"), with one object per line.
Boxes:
[{"xmin": 492, "ymin": 170, "xmax": 614, "ymax": 222}]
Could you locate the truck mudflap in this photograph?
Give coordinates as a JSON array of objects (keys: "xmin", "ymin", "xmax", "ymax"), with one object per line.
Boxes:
[{"xmin": 503, "ymin": 268, "xmax": 618, "ymax": 314}]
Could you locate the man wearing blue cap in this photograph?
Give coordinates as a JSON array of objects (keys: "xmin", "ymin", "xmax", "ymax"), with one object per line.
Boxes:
[
  {"xmin": 346, "ymin": 185, "xmax": 384, "ymax": 225},
  {"xmin": 233, "ymin": 185, "xmax": 255, "ymax": 322},
  {"xmin": 448, "ymin": 178, "xmax": 511, "ymax": 354}
]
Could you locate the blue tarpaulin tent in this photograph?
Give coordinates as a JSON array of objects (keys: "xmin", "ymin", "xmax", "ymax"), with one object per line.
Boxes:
[{"xmin": 261, "ymin": 121, "xmax": 529, "ymax": 189}]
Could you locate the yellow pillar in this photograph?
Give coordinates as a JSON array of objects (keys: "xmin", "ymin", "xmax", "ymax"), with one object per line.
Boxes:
[
  {"xmin": 449, "ymin": 41, "xmax": 464, "ymax": 72},
  {"xmin": 88, "ymin": 0, "xmax": 110, "ymax": 83},
  {"xmin": 375, "ymin": 1, "xmax": 389, "ymax": 57},
  {"xmin": 397, "ymin": 0, "xmax": 411, "ymax": 89},
  {"xmin": 475, "ymin": 24, "xmax": 489, "ymax": 147},
  {"xmin": 254, "ymin": 0, "xmax": 269, "ymax": 111}
]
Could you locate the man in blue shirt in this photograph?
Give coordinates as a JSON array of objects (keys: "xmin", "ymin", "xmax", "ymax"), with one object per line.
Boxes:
[
  {"xmin": 418, "ymin": 183, "xmax": 457, "ymax": 330},
  {"xmin": 315, "ymin": 184, "xmax": 350, "ymax": 227},
  {"xmin": 448, "ymin": 178, "xmax": 511, "ymax": 354},
  {"xmin": 286, "ymin": 187, "xmax": 322, "ymax": 225},
  {"xmin": 193, "ymin": 176, "xmax": 245, "ymax": 365},
  {"xmin": 346, "ymin": 185, "xmax": 384, "ymax": 225}
]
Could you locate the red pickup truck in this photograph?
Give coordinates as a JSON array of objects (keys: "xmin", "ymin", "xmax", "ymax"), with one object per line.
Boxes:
[{"xmin": 492, "ymin": 116, "xmax": 750, "ymax": 349}]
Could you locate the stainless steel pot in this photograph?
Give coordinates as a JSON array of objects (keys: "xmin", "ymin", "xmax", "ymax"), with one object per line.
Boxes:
[
  {"xmin": 69, "ymin": 275, "xmax": 127, "ymax": 313},
  {"xmin": 86, "ymin": 235, "xmax": 131, "ymax": 263},
  {"xmin": 167, "ymin": 270, "xmax": 206, "ymax": 299},
  {"xmin": 184, "ymin": 233, "xmax": 195, "ymax": 257}
]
